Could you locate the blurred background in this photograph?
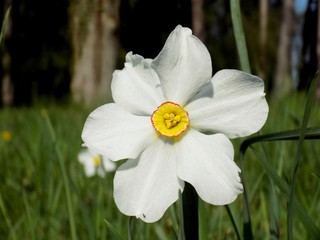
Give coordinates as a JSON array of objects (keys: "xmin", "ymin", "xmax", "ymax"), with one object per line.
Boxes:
[
  {"xmin": 1, "ymin": 1, "xmax": 320, "ymax": 239},
  {"xmin": 0, "ymin": 0, "xmax": 319, "ymax": 107}
]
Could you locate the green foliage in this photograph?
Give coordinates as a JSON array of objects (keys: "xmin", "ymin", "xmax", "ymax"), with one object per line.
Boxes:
[{"xmin": 0, "ymin": 90, "xmax": 319, "ymax": 239}]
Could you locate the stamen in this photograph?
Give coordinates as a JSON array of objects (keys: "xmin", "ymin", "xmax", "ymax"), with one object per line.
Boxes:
[
  {"xmin": 93, "ymin": 155, "xmax": 101, "ymax": 167},
  {"xmin": 151, "ymin": 102, "xmax": 189, "ymax": 137}
]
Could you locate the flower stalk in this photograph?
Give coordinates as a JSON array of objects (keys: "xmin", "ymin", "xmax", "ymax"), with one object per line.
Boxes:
[{"xmin": 182, "ymin": 182, "xmax": 198, "ymax": 240}]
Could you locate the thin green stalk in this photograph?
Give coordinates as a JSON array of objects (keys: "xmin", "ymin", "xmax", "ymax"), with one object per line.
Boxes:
[
  {"xmin": 198, "ymin": 199, "xmax": 207, "ymax": 240},
  {"xmin": 225, "ymin": 205, "xmax": 241, "ymax": 240},
  {"xmin": 169, "ymin": 203, "xmax": 180, "ymax": 238},
  {"xmin": 128, "ymin": 216, "xmax": 134, "ymax": 240},
  {"xmin": 0, "ymin": 6, "xmax": 11, "ymax": 48},
  {"xmin": 250, "ymin": 148, "xmax": 320, "ymax": 238},
  {"xmin": 178, "ymin": 190, "xmax": 185, "ymax": 240},
  {"xmin": 288, "ymin": 72, "xmax": 319, "ymax": 240},
  {"xmin": 230, "ymin": 1, "xmax": 253, "ymax": 238},
  {"xmin": 240, "ymin": 127, "xmax": 320, "ymax": 153},
  {"xmin": 104, "ymin": 219, "xmax": 125, "ymax": 240},
  {"xmin": 239, "ymin": 153, "xmax": 253, "ymax": 240},
  {"xmin": 42, "ymin": 110, "xmax": 78, "ymax": 240},
  {"xmin": 230, "ymin": 0, "xmax": 251, "ymax": 73},
  {"xmin": 0, "ymin": 192, "xmax": 17, "ymax": 240},
  {"xmin": 260, "ymin": 142, "xmax": 280, "ymax": 240}
]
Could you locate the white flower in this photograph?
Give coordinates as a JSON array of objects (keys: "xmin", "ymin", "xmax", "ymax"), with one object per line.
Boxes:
[
  {"xmin": 78, "ymin": 148, "xmax": 116, "ymax": 178},
  {"xmin": 82, "ymin": 25, "xmax": 268, "ymax": 222}
]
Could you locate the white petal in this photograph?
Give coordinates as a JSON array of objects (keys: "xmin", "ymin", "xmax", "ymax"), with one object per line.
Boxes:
[
  {"xmin": 84, "ymin": 163, "xmax": 96, "ymax": 177},
  {"xmin": 78, "ymin": 150, "xmax": 92, "ymax": 164},
  {"xmin": 152, "ymin": 25, "xmax": 212, "ymax": 105},
  {"xmin": 114, "ymin": 139, "xmax": 184, "ymax": 223},
  {"xmin": 102, "ymin": 156, "xmax": 116, "ymax": 172},
  {"xmin": 186, "ymin": 70, "xmax": 269, "ymax": 138},
  {"xmin": 82, "ymin": 103, "xmax": 156, "ymax": 161},
  {"xmin": 176, "ymin": 129, "xmax": 243, "ymax": 205},
  {"xmin": 112, "ymin": 52, "xmax": 165, "ymax": 115},
  {"xmin": 78, "ymin": 149, "xmax": 96, "ymax": 177}
]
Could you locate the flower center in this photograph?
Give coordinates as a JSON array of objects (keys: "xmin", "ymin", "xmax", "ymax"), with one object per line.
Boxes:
[
  {"xmin": 151, "ymin": 102, "xmax": 189, "ymax": 137},
  {"xmin": 93, "ymin": 155, "xmax": 101, "ymax": 167}
]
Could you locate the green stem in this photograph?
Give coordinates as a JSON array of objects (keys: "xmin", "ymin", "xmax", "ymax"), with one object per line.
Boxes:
[{"xmin": 182, "ymin": 182, "xmax": 198, "ymax": 240}]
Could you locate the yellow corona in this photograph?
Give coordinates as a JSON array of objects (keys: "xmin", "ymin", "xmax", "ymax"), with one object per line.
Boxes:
[{"xmin": 151, "ymin": 102, "xmax": 189, "ymax": 137}]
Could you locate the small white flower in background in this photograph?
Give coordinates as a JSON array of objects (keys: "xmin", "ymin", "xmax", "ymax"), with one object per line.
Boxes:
[
  {"xmin": 78, "ymin": 149, "xmax": 116, "ymax": 178},
  {"xmin": 82, "ymin": 25, "xmax": 269, "ymax": 222}
]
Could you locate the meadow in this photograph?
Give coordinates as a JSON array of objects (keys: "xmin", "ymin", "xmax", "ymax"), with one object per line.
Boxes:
[{"xmin": 0, "ymin": 90, "xmax": 319, "ymax": 240}]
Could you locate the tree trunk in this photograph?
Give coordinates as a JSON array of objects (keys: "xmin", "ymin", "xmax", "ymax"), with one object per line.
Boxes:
[
  {"xmin": 317, "ymin": 0, "xmax": 320, "ymax": 99},
  {"xmin": 273, "ymin": 0, "xmax": 293, "ymax": 98},
  {"xmin": 191, "ymin": 0, "xmax": 205, "ymax": 42},
  {"xmin": 70, "ymin": 0, "xmax": 119, "ymax": 105}
]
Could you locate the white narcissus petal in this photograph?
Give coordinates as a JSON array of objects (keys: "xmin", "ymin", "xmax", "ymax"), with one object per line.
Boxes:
[
  {"xmin": 112, "ymin": 52, "xmax": 166, "ymax": 116},
  {"xmin": 152, "ymin": 25, "xmax": 212, "ymax": 105},
  {"xmin": 186, "ymin": 69, "xmax": 269, "ymax": 138},
  {"xmin": 102, "ymin": 155, "xmax": 116, "ymax": 172},
  {"xmin": 78, "ymin": 149, "xmax": 96, "ymax": 177},
  {"xmin": 176, "ymin": 129, "xmax": 243, "ymax": 205},
  {"xmin": 82, "ymin": 103, "xmax": 156, "ymax": 161},
  {"xmin": 114, "ymin": 139, "xmax": 184, "ymax": 223}
]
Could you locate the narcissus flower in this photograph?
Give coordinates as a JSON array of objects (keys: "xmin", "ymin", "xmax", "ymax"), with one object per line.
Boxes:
[
  {"xmin": 82, "ymin": 25, "xmax": 268, "ymax": 222},
  {"xmin": 78, "ymin": 148, "xmax": 116, "ymax": 178}
]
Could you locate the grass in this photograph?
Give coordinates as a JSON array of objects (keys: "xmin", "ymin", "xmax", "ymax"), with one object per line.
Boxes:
[{"xmin": 0, "ymin": 92, "xmax": 319, "ymax": 239}]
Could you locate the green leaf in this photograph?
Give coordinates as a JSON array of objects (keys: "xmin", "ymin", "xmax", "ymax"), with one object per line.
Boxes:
[
  {"xmin": 230, "ymin": 1, "xmax": 253, "ymax": 237},
  {"xmin": 104, "ymin": 219, "xmax": 125, "ymax": 240},
  {"xmin": 288, "ymin": 72, "xmax": 319, "ymax": 240},
  {"xmin": 230, "ymin": 0, "xmax": 251, "ymax": 73},
  {"xmin": 252, "ymin": 148, "xmax": 320, "ymax": 238},
  {"xmin": 240, "ymin": 127, "xmax": 320, "ymax": 153}
]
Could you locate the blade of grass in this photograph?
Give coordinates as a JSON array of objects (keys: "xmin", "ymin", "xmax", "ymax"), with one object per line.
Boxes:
[
  {"xmin": 240, "ymin": 127, "xmax": 320, "ymax": 153},
  {"xmin": 0, "ymin": 191, "xmax": 17, "ymax": 240},
  {"xmin": 260, "ymin": 140, "xmax": 280, "ymax": 240},
  {"xmin": 230, "ymin": 1, "xmax": 253, "ymax": 238},
  {"xmin": 154, "ymin": 224, "xmax": 170, "ymax": 240},
  {"xmin": 22, "ymin": 192, "xmax": 36, "ymax": 240},
  {"xmin": 128, "ymin": 216, "xmax": 134, "ymax": 240},
  {"xmin": 104, "ymin": 219, "xmax": 126, "ymax": 240},
  {"xmin": 230, "ymin": 0, "xmax": 251, "ymax": 73},
  {"xmin": 42, "ymin": 109, "xmax": 77, "ymax": 240},
  {"xmin": 268, "ymin": 178, "xmax": 280, "ymax": 240},
  {"xmin": 0, "ymin": 6, "xmax": 11, "ymax": 48},
  {"xmin": 225, "ymin": 205, "xmax": 241, "ymax": 240},
  {"xmin": 178, "ymin": 190, "xmax": 185, "ymax": 240},
  {"xmin": 240, "ymin": 72, "xmax": 320, "ymax": 238},
  {"xmin": 239, "ymin": 155, "xmax": 253, "ymax": 240},
  {"xmin": 250, "ymin": 148, "xmax": 320, "ymax": 238},
  {"xmin": 169, "ymin": 203, "xmax": 180, "ymax": 238},
  {"xmin": 288, "ymin": 72, "xmax": 319, "ymax": 240},
  {"xmin": 198, "ymin": 199, "xmax": 208, "ymax": 240}
]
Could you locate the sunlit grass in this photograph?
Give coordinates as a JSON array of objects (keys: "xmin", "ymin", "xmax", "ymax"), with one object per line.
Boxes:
[{"xmin": 0, "ymin": 92, "xmax": 319, "ymax": 239}]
